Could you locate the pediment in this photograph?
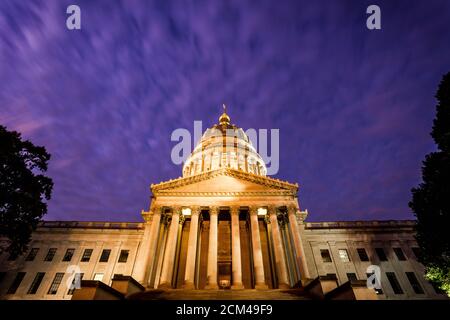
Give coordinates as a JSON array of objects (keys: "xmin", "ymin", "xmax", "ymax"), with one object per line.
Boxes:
[{"xmin": 151, "ymin": 168, "xmax": 298, "ymax": 196}]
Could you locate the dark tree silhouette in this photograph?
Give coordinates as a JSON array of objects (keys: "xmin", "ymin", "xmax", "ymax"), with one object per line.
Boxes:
[
  {"xmin": 410, "ymin": 72, "xmax": 450, "ymax": 295},
  {"xmin": 0, "ymin": 125, "xmax": 53, "ymax": 258}
]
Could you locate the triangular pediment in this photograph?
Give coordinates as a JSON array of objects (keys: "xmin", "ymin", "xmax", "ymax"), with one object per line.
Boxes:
[{"xmin": 151, "ymin": 168, "xmax": 298, "ymax": 196}]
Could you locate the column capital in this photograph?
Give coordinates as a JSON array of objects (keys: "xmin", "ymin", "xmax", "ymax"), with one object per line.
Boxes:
[
  {"xmin": 209, "ymin": 206, "xmax": 219, "ymax": 216},
  {"xmin": 248, "ymin": 205, "xmax": 259, "ymax": 216},
  {"xmin": 230, "ymin": 206, "xmax": 240, "ymax": 216},
  {"xmin": 172, "ymin": 206, "xmax": 182, "ymax": 215},
  {"xmin": 190, "ymin": 205, "xmax": 201, "ymax": 216},
  {"xmin": 143, "ymin": 213, "xmax": 152, "ymax": 223},
  {"xmin": 267, "ymin": 205, "xmax": 278, "ymax": 216},
  {"xmin": 287, "ymin": 204, "xmax": 299, "ymax": 215},
  {"xmin": 149, "ymin": 202, "xmax": 161, "ymax": 214}
]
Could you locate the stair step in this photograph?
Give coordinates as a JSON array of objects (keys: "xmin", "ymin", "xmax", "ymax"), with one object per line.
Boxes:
[{"xmin": 128, "ymin": 289, "xmax": 311, "ymax": 300}]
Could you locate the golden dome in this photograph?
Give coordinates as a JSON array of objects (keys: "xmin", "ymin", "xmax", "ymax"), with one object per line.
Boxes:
[{"xmin": 182, "ymin": 105, "xmax": 267, "ymax": 177}]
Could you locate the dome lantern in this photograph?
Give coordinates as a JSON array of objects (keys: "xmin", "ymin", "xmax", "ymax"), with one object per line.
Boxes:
[{"xmin": 219, "ymin": 104, "xmax": 231, "ymax": 125}]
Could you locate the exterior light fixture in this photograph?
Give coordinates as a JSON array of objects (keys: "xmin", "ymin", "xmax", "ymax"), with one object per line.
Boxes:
[
  {"xmin": 257, "ymin": 208, "xmax": 267, "ymax": 216},
  {"xmin": 182, "ymin": 208, "xmax": 192, "ymax": 216}
]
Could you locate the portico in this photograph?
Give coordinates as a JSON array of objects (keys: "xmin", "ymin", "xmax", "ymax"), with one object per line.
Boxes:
[
  {"xmin": 132, "ymin": 170, "xmax": 309, "ymax": 290},
  {"xmin": 132, "ymin": 110, "xmax": 309, "ymax": 290}
]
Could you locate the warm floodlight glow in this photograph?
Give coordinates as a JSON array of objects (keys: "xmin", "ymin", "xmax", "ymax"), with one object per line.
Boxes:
[
  {"xmin": 182, "ymin": 208, "xmax": 192, "ymax": 216},
  {"xmin": 257, "ymin": 207, "xmax": 267, "ymax": 216}
]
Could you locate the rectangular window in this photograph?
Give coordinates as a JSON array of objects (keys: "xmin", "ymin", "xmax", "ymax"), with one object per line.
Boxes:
[
  {"xmin": 62, "ymin": 248, "xmax": 75, "ymax": 262},
  {"xmin": 99, "ymin": 249, "xmax": 111, "ymax": 263},
  {"xmin": 406, "ymin": 272, "xmax": 424, "ymax": 294},
  {"xmin": 375, "ymin": 248, "xmax": 388, "ymax": 261},
  {"xmin": 44, "ymin": 248, "xmax": 57, "ymax": 262},
  {"xmin": 27, "ymin": 272, "xmax": 45, "ymax": 294},
  {"xmin": 320, "ymin": 249, "xmax": 332, "ymax": 263},
  {"xmin": 393, "ymin": 247, "xmax": 407, "ymax": 261},
  {"xmin": 347, "ymin": 273, "xmax": 358, "ymax": 282},
  {"xmin": 338, "ymin": 249, "xmax": 350, "ymax": 262},
  {"xmin": 386, "ymin": 272, "xmax": 404, "ymax": 294},
  {"xmin": 357, "ymin": 248, "xmax": 369, "ymax": 261},
  {"xmin": 67, "ymin": 273, "xmax": 84, "ymax": 295},
  {"xmin": 25, "ymin": 248, "xmax": 39, "ymax": 261},
  {"xmin": 118, "ymin": 250, "xmax": 129, "ymax": 263},
  {"xmin": 93, "ymin": 273, "xmax": 104, "ymax": 282},
  {"xmin": 80, "ymin": 249, "xmax": 93, "ymax": 262},
  {"xmin": 7, "ymin": 272, "xmax": 26, "ymax": 294},
  {"xmin": 47, "ymin": 273, "xmax": 64, "ymax": 295}
]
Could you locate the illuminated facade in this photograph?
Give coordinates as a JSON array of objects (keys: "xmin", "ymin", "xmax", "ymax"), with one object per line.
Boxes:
[{"xmin": 0, "ymin": 111, "xmax": 446, "ymax": 300}]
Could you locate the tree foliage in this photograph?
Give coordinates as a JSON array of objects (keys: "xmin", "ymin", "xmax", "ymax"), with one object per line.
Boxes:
[
  {"xmin": 0, "ymin": 125, "xmax": 53, "ymax": 258},
  {"xmin": 409, "ymin": 72, "xmax": 450, "ymax": 296}
]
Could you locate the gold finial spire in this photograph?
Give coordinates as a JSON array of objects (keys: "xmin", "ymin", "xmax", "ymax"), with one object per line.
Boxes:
[{"xmin": 219, "ymin": 103, "xmax": 230, "ymax": 125}]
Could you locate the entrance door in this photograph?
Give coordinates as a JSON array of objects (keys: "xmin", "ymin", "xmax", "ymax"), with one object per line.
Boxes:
[{"xmin": 218, "ymin": 262, "xmax": 231, "ymax": 289}]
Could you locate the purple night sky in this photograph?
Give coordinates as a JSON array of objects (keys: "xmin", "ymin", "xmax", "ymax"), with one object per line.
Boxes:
[{"xmin": 1, "ymin": 1, "xmax": 449, "ymax": 222}]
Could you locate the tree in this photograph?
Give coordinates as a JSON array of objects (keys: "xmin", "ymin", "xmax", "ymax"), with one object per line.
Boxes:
[
  {"xmin": 0, "ymin": 125, "xmax": 53, "ymax": 258},
  {"xmin": 409, "ymin": 72, "xmax": 450, "ymax": 296}
]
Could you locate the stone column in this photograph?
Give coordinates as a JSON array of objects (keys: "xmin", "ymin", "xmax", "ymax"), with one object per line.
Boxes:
[
  {"xmin": 132, "ymin": 207, "xmax": 161, "ymax": 285},
  {"xmin": 183, "ymin": 206, "xmax": 201, "ymax": 289},
  {"xmin": 268, "ymin": 206, "xmax": 290, "ymax": 289},
  {"xmin": 205, "ymin": 206, "xmax": 219, "ymax": 289},
  {"xmin": 287, "ymin": 205, "xmax": 310, "ymax": 280},
  {"xmin": 231, "ymin": 206, "xmax": 244, "ymax": 289},
  {"xmin": 159, "ymin": 207, "xmax": 180, "ymax": 288},
  {"xmin": 249, "ymin": 206, "xmax": 268, "ymax": 289}
]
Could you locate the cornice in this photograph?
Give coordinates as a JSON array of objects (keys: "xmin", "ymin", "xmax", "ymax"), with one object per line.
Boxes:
[
  {"xmin": 153, "ymin": 190, "xmax": 296, "ymax": 197},
  {"xmin": 151, "ymin": 168, "xmax": 299, "ymax": 193}
]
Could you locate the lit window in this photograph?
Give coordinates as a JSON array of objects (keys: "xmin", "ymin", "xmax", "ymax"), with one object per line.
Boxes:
[
  {"xmin": 80, "ymin": 249, "xmax": 93, "ymax": 262},
  {"xmin": 93, "ymin": 273, "xmax": 104, "ymax": 282},
  {"xmin": 257, "ymin": 208, "xmax": 267, "ymax": 216},
  {"xmin": 338, "ymin": 249, "xmax": 350, "ymax": 262},
  {"xmin": 47, "ymin": 273, "xmax": 64, "ymax": 295},
  {"xmin": 182, "ymin": 208, "xmax": 192, "ymax": 216}
]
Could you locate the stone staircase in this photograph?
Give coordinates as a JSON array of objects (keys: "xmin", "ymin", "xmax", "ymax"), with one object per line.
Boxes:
[
  {"xmin": 72, "ymin": 276, "xmax": 378, "ymax": 300},
  {"xmin": 127, "ymin": 289, "xmax": 312, "ymax": 300}
]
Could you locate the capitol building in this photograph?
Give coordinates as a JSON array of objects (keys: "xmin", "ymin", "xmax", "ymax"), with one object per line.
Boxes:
[{"xmin": 0, "ymin": 110, "xmax": 446, "ymax": 300}]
